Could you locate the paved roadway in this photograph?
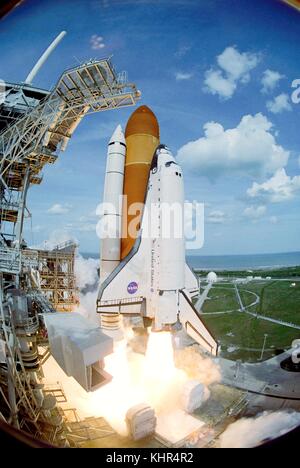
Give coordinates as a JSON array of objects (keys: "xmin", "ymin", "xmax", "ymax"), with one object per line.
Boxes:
[{"xmin": 195, "ymin": 283, "xmax": 212, "ymax": 311}]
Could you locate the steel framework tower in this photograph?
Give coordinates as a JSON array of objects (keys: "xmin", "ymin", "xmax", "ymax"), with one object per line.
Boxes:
[
  {"xmin": 0, "ymin": 57, "xmax": 140, "ymax": 443},
  {"xmin": 23, "ymin": 241, "xmax": 79, "ymax": 312}
]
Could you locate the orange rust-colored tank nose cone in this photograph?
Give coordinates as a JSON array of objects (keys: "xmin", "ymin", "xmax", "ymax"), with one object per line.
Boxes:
[
  {"xmin": 125, "ymin": 105, "xmax": 159, "ymax": 139},
  {"xmin": 121, "ymin": 105, "xmax": 160, "ymax": 260}
]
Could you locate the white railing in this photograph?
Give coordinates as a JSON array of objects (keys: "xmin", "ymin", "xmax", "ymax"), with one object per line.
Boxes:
[
  {"xmin": 0, "ymin": 247, "xmax": 21, "ymax": 273},
  {"xmin": 97, "ymin": 296, "xmax": 143, "ymax": 307}
]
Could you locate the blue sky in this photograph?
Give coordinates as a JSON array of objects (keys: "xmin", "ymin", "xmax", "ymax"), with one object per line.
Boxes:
[{"xmin": 1, "ymin": 0, "xmax": 300, "ymax": 255}]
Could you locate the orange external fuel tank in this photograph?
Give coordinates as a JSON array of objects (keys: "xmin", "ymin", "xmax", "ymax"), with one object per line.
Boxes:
[{"xmin": 121, "ymin": 105, "xmax": 160, "ymax": 259}]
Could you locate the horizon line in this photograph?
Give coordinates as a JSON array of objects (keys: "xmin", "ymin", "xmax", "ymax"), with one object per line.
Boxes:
[{"xmin": 79, "ymin": 249, "xmax": 300, "ymax": 258}]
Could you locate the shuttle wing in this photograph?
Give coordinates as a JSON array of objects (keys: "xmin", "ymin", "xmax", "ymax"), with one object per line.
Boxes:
[{"xmin": 179, "ymin": 290, "xmax": 219, "ymax": 356}]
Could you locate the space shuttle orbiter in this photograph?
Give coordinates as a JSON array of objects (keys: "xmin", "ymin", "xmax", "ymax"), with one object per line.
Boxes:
[{"xmin": 97, "ymin": 106, "xmax": 218, "ymax": 356}]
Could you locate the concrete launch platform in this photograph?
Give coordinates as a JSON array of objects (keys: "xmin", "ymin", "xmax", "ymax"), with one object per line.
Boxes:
[
  {"xmin": 155, "ymin": 410, "xmax": 206, "ymax": 447},
  {"xmin": 219, "ymin": 349, "xmax": 300, "ymax": 401}
]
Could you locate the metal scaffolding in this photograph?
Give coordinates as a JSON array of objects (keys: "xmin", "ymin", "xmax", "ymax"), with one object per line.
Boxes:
[
  {"xmin": 0, "ymin": 57, "xmax": 140, "ymax": 444},
  {"xmin": 23, "ymin": 241, "xmax": 79, "ymax": 312}
]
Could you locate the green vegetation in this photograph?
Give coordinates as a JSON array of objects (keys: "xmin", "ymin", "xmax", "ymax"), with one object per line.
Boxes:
[
  {"xmin": 197, "ymin": 265, "xmax": 300, "ymax": 279},
  {"xmin": 238, "ymin": 280, "xmax": 300, "ymax": 325},
  {"xmin": 238, "ymin": 289, "xmax": 257, "ymax": 308},
  {"xmin": 201, "ymin": 311, "xmax": 299, "ymax": 362},
  {"xmin": 196, "ymin": 267, "xmax": 300, "ymax": 362},
  {"xmin": 202, "ymin": 287, "xmax": 239, "ymax": 313}
]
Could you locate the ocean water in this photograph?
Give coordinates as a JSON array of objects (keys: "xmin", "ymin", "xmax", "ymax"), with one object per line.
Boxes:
[
  {"xmin": 82, "ymin": 251, "xmax": 300, "ymax": 271},
  {"xmin": 186, "ymin": 251, "xmax": 300, "ymax": 271}
]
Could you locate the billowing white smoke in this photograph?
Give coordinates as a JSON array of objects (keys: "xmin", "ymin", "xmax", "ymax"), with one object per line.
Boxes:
[
  {"xmin": 74, "ymin": 290, "xmax": 99, "ymax": 325},
  {"xmin": 175, "ymin": 345, "xmax": 221, "ymax": 387},
  {"xmin": 73, "ymin": 254, "xmax": 99, "ymax": 324},
  {"xmin": 220, "ymin": 411, "xmax": 300, "ymax": 448},
  {"xmin": 74, "ymin": 255, "xmax": 99, "ymax": 290}
]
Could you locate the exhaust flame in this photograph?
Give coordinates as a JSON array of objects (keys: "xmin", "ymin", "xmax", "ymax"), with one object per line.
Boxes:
[
  {"xmin": 89, "ymin": 331, "xmax": 188, "ymax": 434},
  {"xmin": 142, "ymin": 332, "xmax": 187, "ymax": 412},
  {"xmin": 88, "ymin": 339, "xmax": 145, "ymax": 436},
  {"xmin": 43, "ymin": 329, "xmax": 218, "ymax": 438}
]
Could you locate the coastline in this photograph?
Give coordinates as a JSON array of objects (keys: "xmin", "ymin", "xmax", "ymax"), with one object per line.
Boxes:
[{"xmin": 81, "ymin": 251, "xmax": 300, "ymax": 272}]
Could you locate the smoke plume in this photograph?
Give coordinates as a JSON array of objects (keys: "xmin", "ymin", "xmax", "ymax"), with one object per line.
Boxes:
[
  {"xmin": 220, "ymin": 411, "xmax": 300, "ymax": 448},
  {"xmin": 175, "ymin": 345, "xmax": 221, "ymax": 386},
  {"xmin": 73, "ymin": 254, "xmax": 99, "ymax": 324},
  {"xmin": 74, "ymin": 254, "xmax": 99, "ymax": 290}
]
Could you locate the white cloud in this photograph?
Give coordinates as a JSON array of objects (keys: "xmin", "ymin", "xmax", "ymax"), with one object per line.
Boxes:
[
  {"xmin": 204, "ymin": 46, "xmax": 260, "ymax": 99},
  {"xmin": 207, "ymin": 210, "xmax": 226, "ymax": 224},
  {"xmin": 204, "ymin": 69, "xmax": 236, "ymax": 99},
  {"xmin": 261, "ymin": 69, "xmax": 284, "ymax": 94},
  {"xmin": 266, "ymin": 93, "xmax": 292, "ymax": 114},
  {"xmin": 177, "ymin": 113, "xmax": 289, "ymax": 179},
  {"xmin": 243, "ymin": 205, "xmax": 266, "ymax": 219},
  {"xmin": 175, "ymin": 72, "xmax": 193, "ymax": 81},
  {"xmin": 48, "ymin": 203, "xmax": 71, "ymax": 215},
  {"xmin": 90, "ymin": 34, "xmax": 105, "ymax": 50},
  {"xmin": 270, "ymin": 216, "xmax": 278, "ymax": 224},
  {"xmin": 217, "ymin": 46, "xmax": 259, "ymax": 81},
  {"xmin": 247, "ymin": 168, "xmax": 300, "ymax": 202}
]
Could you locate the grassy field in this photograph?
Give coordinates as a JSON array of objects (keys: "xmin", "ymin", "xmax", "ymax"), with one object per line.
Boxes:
[
  {"xmin": 201, "ymin": 312, "xmax": 300, "ymax": 362},
  {"xmin": 197, "ymin": 273, "xmax": 300, "ymax": 362},
  {"xmin": 202, "ymin": 286, "xmax": 239, "ymax": 313},
  {"xmin": 238, "ymin": 280, "xmax": 300, "ymax": 325},
  {"xmin": 238, "ymin": 289, "xmax": 257, "ymax": 308}
]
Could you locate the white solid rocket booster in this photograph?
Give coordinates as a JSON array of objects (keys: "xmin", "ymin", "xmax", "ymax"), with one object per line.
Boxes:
[
  {"xmin": 100, "ymin": 125, "xmax": 126, "ymax": 284},
  {"xmin": 99, "ymin": 125, "xmax": 126, "ymax": 333}
]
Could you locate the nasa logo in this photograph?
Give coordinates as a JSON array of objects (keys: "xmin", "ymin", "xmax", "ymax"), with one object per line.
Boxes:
[{"xmin": 127, "ymin": 281, "xmax": 138, "ymax": 294}]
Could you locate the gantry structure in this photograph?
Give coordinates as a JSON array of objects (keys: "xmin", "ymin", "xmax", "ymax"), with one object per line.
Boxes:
[
  {"xmin": 0, "ymin": 56, "xmax": 140, "ymax": 443},
  {"xmin": 23, "ymin": 240, "xmax": 79, "ymax": 312}
]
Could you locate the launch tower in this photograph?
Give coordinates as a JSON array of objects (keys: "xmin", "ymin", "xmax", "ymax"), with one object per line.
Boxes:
[{"xmin": 0, "ymin": 33, "xmax": 140, "ymax": 444}]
